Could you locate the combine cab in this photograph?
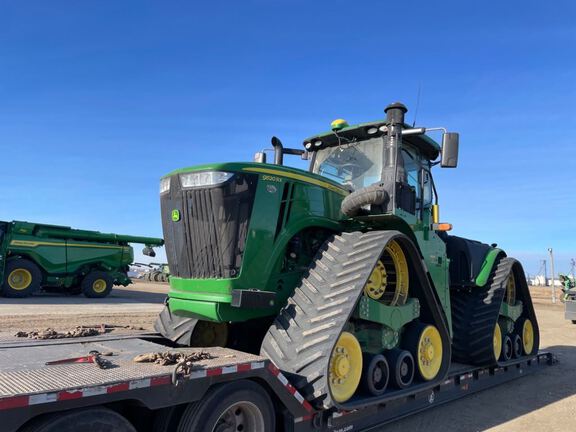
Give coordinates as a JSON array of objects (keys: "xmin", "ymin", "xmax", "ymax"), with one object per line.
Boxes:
[{"xmin": 155, "ymin": 102, "xmax": 539, "ymax": 410}]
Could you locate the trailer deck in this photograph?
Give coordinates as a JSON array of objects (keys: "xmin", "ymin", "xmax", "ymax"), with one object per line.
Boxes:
[{"xmin": 0, "ymin": 334, "xmax": 556, "ymax": 432}]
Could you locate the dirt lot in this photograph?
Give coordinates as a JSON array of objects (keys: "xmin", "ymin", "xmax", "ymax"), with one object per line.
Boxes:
[
  {"xmin": 0, "ymin": 284, "xmax": 574, "ymax": 431},
  {"xmin": 0, "ymin": 280, "xmax": 167, "ymax": 337},
  {"xmin": 381, "ymin": 288, "xmax": 576, "ymax": 432}
]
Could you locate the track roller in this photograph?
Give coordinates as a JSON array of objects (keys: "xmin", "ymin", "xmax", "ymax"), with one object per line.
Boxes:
[
  {"xmin": 361, "ymin": 354, "xmax": 389, "ymax": 396},
  {"xmin": 512, "ymin": 334, "xmax": 523, "ymax": 358},
  {"xmin": 387, "ymin": 349, "xmax": 414, "ymax": 389},
  {"xmin": 501, "ymin": 335, "xmax": 513, "ymax": 361}
]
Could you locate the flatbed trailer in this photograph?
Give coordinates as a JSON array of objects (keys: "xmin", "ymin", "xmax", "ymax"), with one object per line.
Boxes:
[{"xmin": 0, "ymin": 334, "xmax": 555, "ymax": 432}]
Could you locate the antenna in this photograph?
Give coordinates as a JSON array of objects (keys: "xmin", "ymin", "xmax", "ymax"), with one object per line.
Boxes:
[{"xmin": 412, "ymin": 82, "xmax": 422, "ymax": 127}]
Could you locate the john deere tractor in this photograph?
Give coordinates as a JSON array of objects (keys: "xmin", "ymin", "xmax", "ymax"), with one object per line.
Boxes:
[{"xmin": 155, "ymin": 102, "xmax": 538, "ymax": 410}]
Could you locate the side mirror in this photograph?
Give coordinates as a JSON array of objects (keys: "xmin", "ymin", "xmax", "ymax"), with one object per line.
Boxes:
[
  {"xmin": 254, "ymin": 152, "xmax": 267, "ymax": 163},
  {"xmin": 142, "ymin": 246, "xmax": 156, "ymax": 258},
  {"xmin": 441, "ymin": 132, "xmax": 459, "ymax": 168}
]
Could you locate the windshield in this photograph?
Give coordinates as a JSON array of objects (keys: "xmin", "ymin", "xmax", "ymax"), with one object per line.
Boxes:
[{"xmin": 312, "ymin": 138, "xmax": 384, "ymax": 190}]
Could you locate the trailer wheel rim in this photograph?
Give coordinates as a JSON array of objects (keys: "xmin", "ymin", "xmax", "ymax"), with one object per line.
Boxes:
[
  {"xmin": 522, "ymin": 319, "xmax": 534, "ymax": 355},
  {"xmin": 493, "ymin": 322, "xmax": 502, "ymax": 360},
  {"xmin": 212, "ymin": 400, "xmax": 265, "ymax": 432},
  {"xmin": 8, "ymin": 269, "xmax": 32, "ymax": 290},
  {"xmin": 329, "ymin": 331, "xmax": 363, "ymax": 403},
  {"xmin": 92, "ymin": 279, "xmax": 107, "ymax": 293},
  {"xmin": 417, "ymin": 325, "xmax": 443, "ymax": 380}
]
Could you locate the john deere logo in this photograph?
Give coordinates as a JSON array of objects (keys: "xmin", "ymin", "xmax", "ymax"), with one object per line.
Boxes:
[{"xmin": 171, "ymin": 209, "xmax": 181, "ymax": 222}]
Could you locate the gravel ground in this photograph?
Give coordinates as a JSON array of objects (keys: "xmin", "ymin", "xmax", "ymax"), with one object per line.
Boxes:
[{"xmin": 0, "ymin": 284, "xmax": 574, "ymax": 431}]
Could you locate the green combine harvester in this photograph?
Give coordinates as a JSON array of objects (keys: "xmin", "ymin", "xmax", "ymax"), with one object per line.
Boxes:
[
  {"xmin": 155, "ymin": 102, "xmax": 539, "ymax": 410},
  {"xmin": 0, "ymin": 220, "xmax": 164, "ymax": 298}
]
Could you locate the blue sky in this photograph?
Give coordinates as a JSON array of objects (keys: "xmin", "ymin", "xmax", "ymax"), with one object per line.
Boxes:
[{"xmin": 0, "ymin": 0, "xmax": 574, "ymax": 276}]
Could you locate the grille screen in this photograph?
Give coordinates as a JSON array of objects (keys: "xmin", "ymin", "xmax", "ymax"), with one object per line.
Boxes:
[{"xmin": 161, "ymin": 173, "xmax": 257, "ymax": 279}]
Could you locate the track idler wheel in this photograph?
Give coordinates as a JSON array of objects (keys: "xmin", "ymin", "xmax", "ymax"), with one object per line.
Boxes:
[
  {"xmin": 328, "ymin": 332, "xmax": 363, "ymax": 403},
  {"xmin": 518, "ymin": 317, "xmax": 536, "ymax": 355},
  {"xmin": 493, "ymin": 323, "xmax": 503, "ymax": 361},
  {"xmin": 501, "ymin": 334, "xmax": 513, "ymax": 361},
  {"xmin": 361, "ymin": 354, "xmax": 389, "ymax": 396},
  {"xmin": 403, "ymin": 323, "xmax": 443, "ymax": 381},
  {"xmin": 387, "ymin": 349, "xmax": 414, "ymax": 389}
]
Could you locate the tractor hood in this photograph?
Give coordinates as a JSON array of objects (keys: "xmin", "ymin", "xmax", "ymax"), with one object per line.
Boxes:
[{"xmin": 162, "ymin": 162, "xmax": 350, "ymax": 197}]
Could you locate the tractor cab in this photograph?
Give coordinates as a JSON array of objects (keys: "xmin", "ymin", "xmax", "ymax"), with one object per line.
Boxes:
[{"xmin": 302, "ymin": 103, "xmax": 459, "ymax": 221}]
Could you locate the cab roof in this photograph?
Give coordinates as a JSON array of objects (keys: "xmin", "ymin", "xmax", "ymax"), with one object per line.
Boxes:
[{"xmin": 303, "ymin": 120, "xmax": 441, "ymax": 161}]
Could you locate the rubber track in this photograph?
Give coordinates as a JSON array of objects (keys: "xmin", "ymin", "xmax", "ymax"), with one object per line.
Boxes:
[
  {"xmin": 260, "ymin": 230, "xmax": 454, "ymax": 410},
  {"xmin": 451, "ymin": 257, "xmax": 539, "ymax": 366}
]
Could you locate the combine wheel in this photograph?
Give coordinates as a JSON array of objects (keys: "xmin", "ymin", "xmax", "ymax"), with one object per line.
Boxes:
[
  {"xmin": 2, "ymin": 258, "xmax": 42, "ymax": 298},
  {"xmin": 81, "ymin": 271, "xmax": 113, "ymax": 298},
  {"xmin": 361, "ymin": 354, "xmax": 389, "ymax": 396},
  {"xmin": 501, "ymin": 334, "xmax": 513, "ymax": 361},
  {"xmin": 328, "ymin": 332, "xmax": 363, "ymax": 403},
  {"xmin": 404, "ymin": 323, "xmax": 443, "ymax": 381},
  {"xmin": 387, "ymin": 349, "xmax": 414, "ymax": 389}
]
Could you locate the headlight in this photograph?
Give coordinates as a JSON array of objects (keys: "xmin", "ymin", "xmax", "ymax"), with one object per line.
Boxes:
[
  {"xmin": 180, "ymin": 171, "xmax": 234, "ymax": 188},
  {"xmin": 160, "ymin": 177, "xmax": 171, "ymax": 194}
]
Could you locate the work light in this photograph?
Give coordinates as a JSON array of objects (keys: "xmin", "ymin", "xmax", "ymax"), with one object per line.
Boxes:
[
  {"xmin": 159, "ymin": 177, "xmax": 171, "ymax": 194},
  {"xmin": 180, "ymin": 171, "xmax": 234, "ymax": 188}
]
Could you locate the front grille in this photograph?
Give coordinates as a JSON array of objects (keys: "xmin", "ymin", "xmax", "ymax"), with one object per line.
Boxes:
[{"xmin": 161, "ymin": 173, "xmax": 258, "ymax": 279}]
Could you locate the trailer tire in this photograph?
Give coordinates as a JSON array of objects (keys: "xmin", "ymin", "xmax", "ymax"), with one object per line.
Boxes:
[
  {"xmin": 152, "ymin": 405, "xmax": 186, "ymax": 432},
  {"xmin": 20, "ymin": 407, "xmax": 136, "ymax": 432},
  {"xmin": 2, "ymin": 258, "xmax": 42, "ymax": 298},
  {"xmin": 177, "ymin": 380, "xmax": 275, "ymax": 432},
  {"xmin": 82, "ymin": 271, "xmax": 113, "ymax": 298}
]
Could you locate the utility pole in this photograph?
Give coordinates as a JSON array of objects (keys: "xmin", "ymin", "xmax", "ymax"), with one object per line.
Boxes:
[{"xmin": 548, "ymin": 248, "xmax": 556, "ymax": 303}]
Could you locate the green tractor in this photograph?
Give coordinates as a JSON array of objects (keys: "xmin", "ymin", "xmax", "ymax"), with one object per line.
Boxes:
[{"xmin": 155, "ymin": 102, "xmax": 539, "ymax": 409}]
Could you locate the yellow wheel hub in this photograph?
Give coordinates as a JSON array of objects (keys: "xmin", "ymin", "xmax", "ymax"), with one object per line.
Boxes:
[
  {"xmin": 92, "ymin": 279, "xmax": 107, "ymax": 293},
  {"xmin": 8, "ymin": 269, "xmax": 32, "ymax": 290},
  {"xmin": 364, "ymin": 261, "xmax": 387, "ymax": 300},
  {"xmin": 363, "ymin": 240, "xmax": 409, "ymax": 306},
  {"xmin": 329, "ymin": 332, "xmax": 363, "ymax": 403},
  {"xmin": 191, "ymin": 321, "xmax": 229, "ymax": 347},
  {"xmin": 416, "ymin": 325, "xmax": 443, "ymax": 380},
  {"xmin": 505, "ymin": 274, "xmax": 516, "ymax": 306},
  {"xmin": 522, "ymin": 319, "xmax": 534, "ymax": 355},
  {"xmin": 493, "ymin": 322, "xmax": 503, "ymax": 360}
]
